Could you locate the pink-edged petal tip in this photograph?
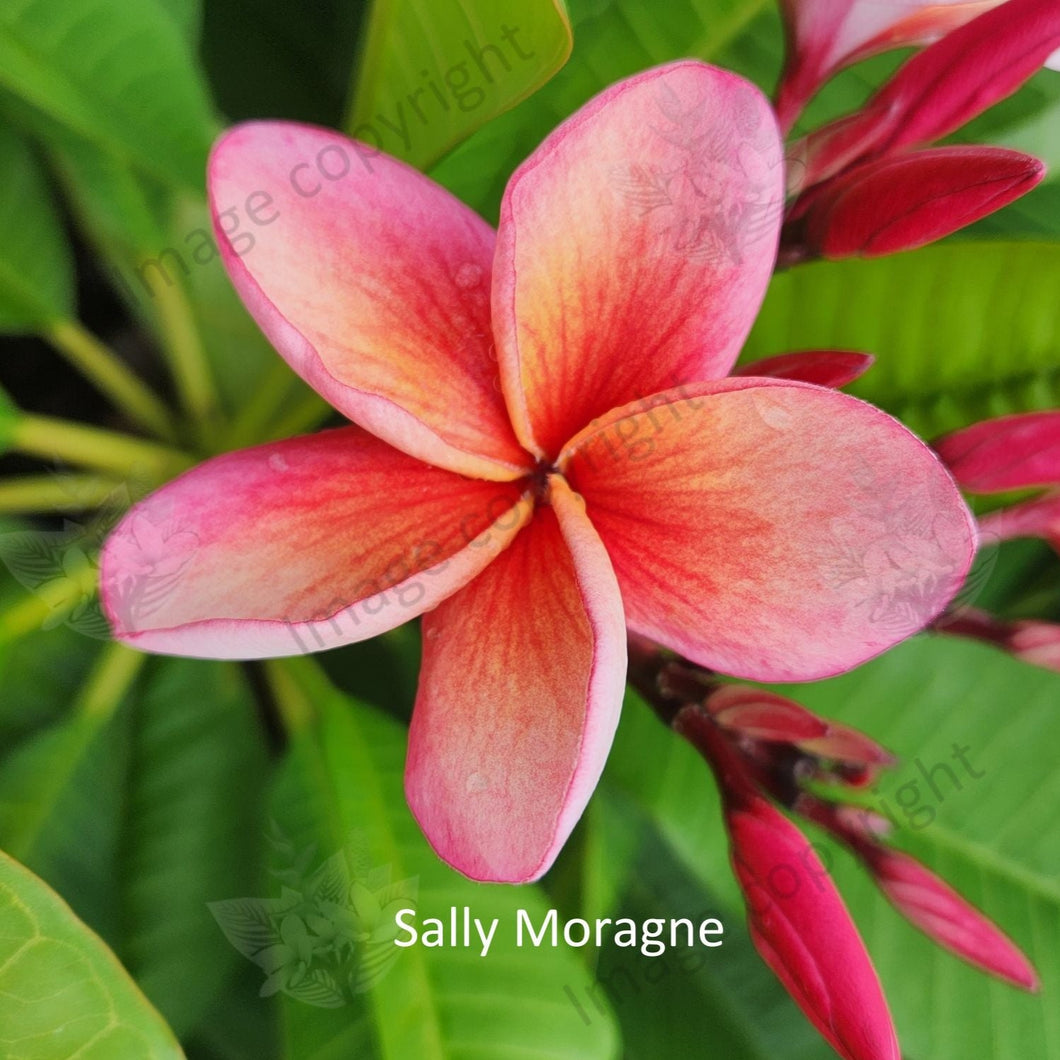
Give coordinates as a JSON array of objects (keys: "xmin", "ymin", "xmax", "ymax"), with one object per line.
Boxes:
[
  {"xmin": 100, "ymin": 427, "xmax": 531, "ymax": 659},
  {"xmin": 208, "ymin": 121, "xmax": 531, "ymax": 481},
  {"xmin": 405, "ymin": 477, "xmax": 626, "ymax": 882},
  {"xmin": 493, "ymin": 60, "xmax": 784, "ymax": 458},
  {"xmin": 563, "ymin": 378, "xmax": 976, "ymax": 682}
]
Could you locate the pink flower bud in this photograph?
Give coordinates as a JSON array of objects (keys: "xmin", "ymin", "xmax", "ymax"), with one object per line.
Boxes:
[
  {"xmin": 863, "ymin": 846, "xmax": 1040, "ymax": 990},
  {"xmin": 775, "ymin": 0, "xmax": 1010, "ymax": 130},
  {"xmin": 735, "ymin": 350, "xmax": 875, "ymax": 388},
  {"xmin": 800, "ymin": 147, "xmax": 1044, "ymax": 258},
  {"xmin": 935, "ymin": 411, "xmax": 1060, "ymax": 493},
  {"xmin": 795, "ymin": 0, "xmax": 1060, "ymax": 189},
  {"xmin": 675, "ymin": 707, "xmax": 900, "ymax": 1060}
]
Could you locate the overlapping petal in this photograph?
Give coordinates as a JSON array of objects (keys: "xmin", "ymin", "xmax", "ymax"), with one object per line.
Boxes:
[
  {"xmin": 563, "ymin": 378, "xmax": 976, "ymax": 681},
  {"xmin": 208, "ymin": 122, "xmax": 531, "ymax": 480},
  {"xmin": 406, "ymin": 478, "xmax": 626, "ymax": 882},
  {"xmin": 492, "ymin": 61, "xmax": 784, "ymax": 458},
  {"xmin": 100, "ymin": 427, "xmax": 531, "ymax": 658}
]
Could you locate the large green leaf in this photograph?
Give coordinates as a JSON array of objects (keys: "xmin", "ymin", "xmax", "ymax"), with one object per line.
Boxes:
[
  {"xmin": 116, "ymin": 659, "xmax": 270, "ymax": 1037},
  {"xmin": 0, "ymin": 847, "xmax": 184, "ymax": 1059},
  {"xmin": 0, "ymin": 651, "xmax": 270, "ymax": 1038},
  {"xmin": 346, "ymin": 0, "xmax": 573, "ymax": 171},
  {"xmin": 774, "ymin": 638, "xmax": 1060, "ymax": 1060},
  {"xmin": 259, "ymin": 658, "xmax": 619, "ymax": 1060},
  {"xmin": 0, "ymin": 122, "xmax": 74, "ymax": 330},
  {"xmin": 600, "ymin": 635, "xmax": 1060, "ymax": 1059},
  {"xmin": 744, "ymin": 242, "xmax": 1060, "ymax": 440},
  {"xmin": 0, "ymin": 0, "xmax": 218, "ymax": 192}
]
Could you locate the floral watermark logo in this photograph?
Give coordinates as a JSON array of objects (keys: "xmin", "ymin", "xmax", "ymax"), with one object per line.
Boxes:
[
  {"xmin": 609, "ymin": 77, "xmax": 784, "ymax": 268},
  {"xmin": 209, "ymin": 824, "xmax": 418, "ymax": 1007},
  {"xmin": 0, "ymin": 470, "xmax": 200, "ymax": 637},
  {"xmin": 0, "ymin": 471, "xmax": 131, "ymax": 637}
]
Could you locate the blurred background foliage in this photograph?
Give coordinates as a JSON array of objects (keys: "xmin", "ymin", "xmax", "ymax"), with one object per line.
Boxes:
[{"xmin": 0, "ymin": 0, "xmax": 1059, "ymax": 1057}]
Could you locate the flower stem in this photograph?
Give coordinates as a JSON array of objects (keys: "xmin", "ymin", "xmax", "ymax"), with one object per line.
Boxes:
[
  {"xmin": 10, "ymin": 413, "xmax": 194, "ymax": 481},
  {"xmin": 0, "ymin": 474, "xmax": 127, "ymax": 514},
  {"xmin": 75, "ymin": 641, "xmax": 145, "ymax": 721},
  {"xmin": 265, "ymin": 389, "xmax": 334, "ymax": 442},
  {"xmin": 42, "ymin": 318, "xmax": 179, "ymax": 442},
  {"xmin": 221, "ymin": 360, "xmax": 299, "ymax": 451},
  {"xmin": 0, "ymin": 561, "xmax": 101, "ymax": 645},
  {"xmin": 152, "ymin": 279, "xmax": 221, "ymax": 441},
  {"xmin": 264, "ymin": 658, "xmax": 315, "ymax": 734}
]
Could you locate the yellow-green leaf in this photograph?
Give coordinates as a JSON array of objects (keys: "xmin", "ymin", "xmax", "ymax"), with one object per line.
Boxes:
[
  {"xmin": 0, "ymin": 848, "xmax": 184, "ymax": 1059},
  {"xmin": 346, "ymin": 0, "xmax": 572, "ymax": 170}
]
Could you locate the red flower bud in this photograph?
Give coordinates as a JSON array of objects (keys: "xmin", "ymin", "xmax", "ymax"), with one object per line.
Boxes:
[
  {"xmin": 801, "ymin": 147, "xmax": 1044, "ymax": 259},
  {"xmin": 795, "ymin": 0, "xmax": 1060, "ymax": 189},
  {"xmin": 935, "ymin": 410, "xmax": 1060, "ymax": 493},
  {"xmin": 862, "ymin": 846, "xmax": 1040, "ymax": 991},
  {"xmin": 675, "ymin": 706, "xmax": 900, "ymax": 1060},
  {"xmin": 735, "ymin": 350, "xmax": 875, "ymax": 388}
]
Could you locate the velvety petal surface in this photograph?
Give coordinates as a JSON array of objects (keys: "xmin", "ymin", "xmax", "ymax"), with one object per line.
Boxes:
[
  {"xmin": 100, "ymin": 427, "xmax": 531, "ymax": 658},
  {"xmin": 208, "ymin": 121, "xmax": 530, "ymax": 480},
  {"xmin": 493, "ymin": 60, "xmax": 784, "ymax": 458},
  {"xmin": 563, "ymin": 379, "xmax": 976, "ymax": 681},
  {"xmin": 406, "ymin": 477, "xmax": 626, "ymax": 883}
]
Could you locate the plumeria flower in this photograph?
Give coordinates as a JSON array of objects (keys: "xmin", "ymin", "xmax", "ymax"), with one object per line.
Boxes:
[
  {"xmin": 101, "ymin": 61, "xmax": 975, "ymax": 884},
  {"xmin": 781, "ymin": 0, "xmax": 1060, "ymax": 260},
  {"xmin": 776, "ymin": 0, "xmax": 1060, "ymax": 132}
]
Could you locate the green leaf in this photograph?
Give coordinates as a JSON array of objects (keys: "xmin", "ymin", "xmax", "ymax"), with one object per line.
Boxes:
[
  {"xmin": 347, "ymin": 0, "xmax": 573, "ymax": 170},
  {"xmin": 744, "ymin": 242, "xmax": 1060, "ymax": 440},
  {"xmin": 0, "ymin": 121, "xmax": 74, "ymax": 330},
  {"xmin": 0, "ymin": 847, "xmax": 184, "ymax": 1059},
  {"xmin": 0, "ymin": 0, "xmax": 218, "ymax": 192},
  {"xmin": 773, "ymin": 638, "xmax": 1060, "ymax": 1060},
  {"xmin": 582, "ymin": 789, "xmax": 831, "ymax": 1060},
  {"xmin": 262, "ymin": 658, "xmax": 620, "ymax": 1060},
  {"xmin": 0, "ymin": 557, "xmax": 101, "ymax": 745},
  {"xmin": 156, "ymin": 0, "xmax": 202, "ymax": 46},
  {"xmin": 0, "ymin": 651, "xmax": 271, "ymax": 1038},
  {"xmin": 44, "ymin": 129, "xmax": 173, "ymax": 270},
  {"xmin": 115, "ymin": 659, "xmax": 271, "ymax": 1037}
]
